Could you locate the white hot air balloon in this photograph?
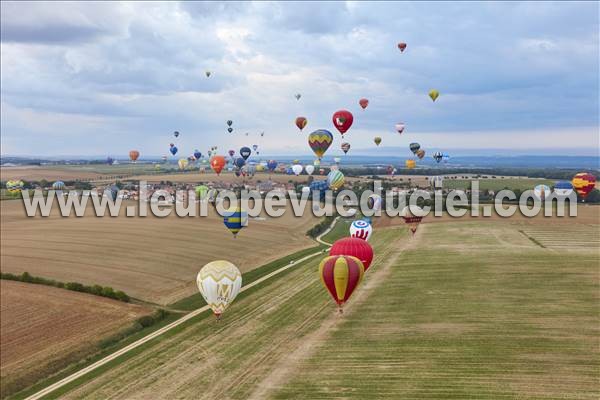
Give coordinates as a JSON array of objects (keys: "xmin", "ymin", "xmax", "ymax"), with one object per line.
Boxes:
[
  {"xmin": 350, "ymin": 219, "xmax": 373, "ymax": 241},
  {"xmin": 292, "ymin": 164, "xmax": 304, "ymax": 176},
  {"xmin": 533, "ymin": 184, "xmax": 551, "ymax": 201},
  {"xmin": 333, "ymin": 157, "xmax": 341, "ymax": 164},
  {"xmin": 305, "ymin": 165, "xmax": 315, "ymax": 175},
  {"xmin": 196, "ymin": 260, "xmax": 242, "ymax": 320}
]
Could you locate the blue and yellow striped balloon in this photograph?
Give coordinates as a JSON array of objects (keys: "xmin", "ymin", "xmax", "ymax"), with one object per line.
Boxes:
[{"xmin": 223, "ymin": 207, "xmax": 248, "ymax": 238}]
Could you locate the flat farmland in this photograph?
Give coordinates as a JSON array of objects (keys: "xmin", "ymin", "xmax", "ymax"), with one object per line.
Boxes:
[
  {"xmin": 0, "ymin": 199, "xmax": 317, "ymax": 305},
  {"xmin": 0, "ymin": 280, "xmax": 150, "ymax": 398},
  {"xmin": 48, "ymin": 218, "xmax": 599, "ymax": 399}
]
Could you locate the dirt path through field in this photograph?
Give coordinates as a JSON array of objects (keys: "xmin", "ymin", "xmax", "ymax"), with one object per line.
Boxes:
[{"xmin": 247, "ymin": 226, "xmax": 422, "ymax": 400}]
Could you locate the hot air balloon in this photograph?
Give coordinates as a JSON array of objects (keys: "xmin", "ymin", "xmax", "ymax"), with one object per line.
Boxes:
[
  {"xmin": 409, "ymin": 143, "xmax": 420, "ymax": 154},
  {"xmin": 227, "ymin": 120, "xmax": 233, "ymax": 127},
  {"xmin": 210, "ymin": 155, "xmax": 226, "ymax": 175},
  {"xmin": 161, "ymin": 155, "xmax": 168, "ymax": 162},
  {"xmin": 395, "ymin": 123, "xmax": 405, "ymax": 134},
  {"xmin": 349, "ymin": 219, "xmax": 373, "ymax": 242},
  {"xmin": 240, "ymin": 147, "xmax": 251, "ymax": 160},
  {"xmin": 129, "ymin": 150, "xmax": 140, "ymax": 162},
  {"xmin": 252, "ymin": 144, "xmax": 258, "ymax": 152},
  {"xmin": 319, "ymin": 168, "xmax": 325, "ymax": 175},
  {"xmin": 173, "ymin": 131, "xmax": 180, "ymax": 138},
  {"xmin": 554, "ymin": 181, "xmax": 574, "ymax": 197},
  {"xmin": 178, "ymin": 158, "xmax": 189, "ymax": 170},
  {"xmin": 292, "ymin": 164, "xmax": 303, "ymax": 176},
  {"xmin": 416, "ymin": 149, "xmax": 425, "ymax": 159},
  {"xmin": 228, "ymin": 149, "xmax": 235, "ymax": 157},
  {"xmin": 305, "ymin": 165, "xmax": 315, "ymax": 175},
  {"xmin": 398, "ymin": 42, "xmax": 407, "ymax": 52},
  {"xmin": 223, "ymin": 207, "xmax": 247, "ymax": 237},
  {"xmin": 6, "ymin": 180, "xmax": 24, "ymax": 193},
  {"xmin": 106, "ymin": 157, "xmax": 114, "ymax": 165},
  {"xmin": 332, "ymin": 110, "xmax": 354, "ymax": 136},
  {"xmin": 295, "ymin": 116, "xmax": 307, "ymax": 131},
  {"xmin": 196, "ymin": 260, "xmax": 242, "ymax": 320},
  {"xmin": 387, "ymin": 165, "xmax": 396, "ymax": 175},
  {"xmin": 401, "ymin": 206, "xmax": 425, "ymax": 235},
  {"xmin": 295, "ymin": 93, "xmax": 301, "ymax": 100},
  {"xmin": 308, "ymin": 129, "xmax": 333, "ymax": 159},
  {"xmin": 359, "ymin": 98, "xmax": 369, "ymax": 109},
  {"xmin": 374, "ymin": 137, "xmax": 382, "ymax": 146},
  {"xmin": 327, "ymin": 170, "xmax": 344, "ymax": 190},
  {"xmin": 368, "ymin": 194, "xmax": 382, "ymax": 212},
  {"xmin": 194, "ymin": 150, "xmax": 202, "ymax": 160},
  {"xmin": 228, "ymin": 128, "xmax": 233, "ymax": 133},
  {"xmin": 330, "ymin": 237, "xmax": 374, "ymax": 271},
  {"xmin": 267, "ymin": 160, "xmax": 278, "ymax": 172},
  {"xmin": 245, "ymin": 132, "xmax": 249, "ymax": 136},
  {"xmin": 52, "ymin": 181, "xmax": 65, "ymax": 191},
  {"xmin": 205, "ymin": 71, "xmax": 211, "ymax": 77},
  {"xmin": 195, "ymin": 185, "xmax": 209, "ymax": 200},
  {"xmin": 260, "ymin": 131, "xmax": 265, "ymax": 137},
  {"xmin": 334, "ymin": 157, "xmax": 341, "ymax": 165},
  {"xmin": 432, "ymin": 152, "xmax": 443, "ymax": 163},
  {"xmin": 442, "ymin": 153, "xmax": 450, "ymax": 163},
  {"xmin": 234, "ymin": 157, "xmax": 246, "ymax": 169},
  {"xmin": 533, "ymin": 184, "xmax": 551, "ymax": 201},
  {"xmin": 405, "ymin": 159, "xmax": 416, "ymax": 169},
  {"xmin": 429, "ymin": 90, "xmax": 439, "ymax": 102},
  {"xmin": 572, "ymin": 173, "xmax": 596, "ymax": 199},
  {"xmin": 319, "ymin": 255, "xmax": 364, "ymax": 312},
  {"xmin": 341, "ymin": 142, "xmax": 351, "ymax": 154},
  {"xmin": 170, "ymin": 146, "xmax": 178, "ymax": 156}
]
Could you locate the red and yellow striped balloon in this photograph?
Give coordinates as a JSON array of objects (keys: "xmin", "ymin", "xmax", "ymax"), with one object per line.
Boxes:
[
  {"xmin": 319, "ymin": 255, "xmax": 364, "ymax": 312},
  {"xmin": 572, "ymin": 173, "xmax": 596, "ymax": 198}
]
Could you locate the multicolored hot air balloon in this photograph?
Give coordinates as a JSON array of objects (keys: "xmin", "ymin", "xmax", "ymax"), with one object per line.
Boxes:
[
  {"xmin": 6, "ymin": 180, "xmax": 24, "ymax": 193},
  {"xmin": 395, "ymin": 123, "xmax": 405, "ymax": 134},
  {"xmin": 349, "ymin": 219, "xmax": 373, "ymax": 242},
  {"xmin": 432, "ymin": 152, "xmax": 443, "ymax": 163},
  {"xmin": 359, "ymin": 98, "xmax": 369, "ymax": 109},
  {"xmin": 330, "ymin": 237, "xmax": 374, "ymax": 271},
  {"xmin": 398, "ymin": 42, "xmax": 407, "ymax": 52},
  {"xmin": 341, "ymin": 142, "xmax": 351, "ymax": 154},
  {"xmin": 308, "ymin": 129, "xmax": 333, "ymax": 159},
  {"xmin": 368, "ymin": 194, "xmax": 382, "ymax": 212},
  {"xmin": 52, "ymin": 181, "xmax": 65, "ymax": 191},
  {"xmin": 223, "ymin": 207, "xmax": 248, "ymax": 238},
  {"xmin": 295, "ymin": 116, "xmax": 307, "ymax": 131},
  {"xmin": 416, "ymin": 149, "xmax": 425, "ymax": 159},
  {"xmin": 319, "ymin": 255, "xmax": 364, "ymax": 312},
  {"xmin": 374, "ymin": 137, "xmax": 382, "ymax": 146},
  {"xmin": 129, "ymin": 150, "xmax": 140, "ymax": 162},
  {"xmin": 210, "ymin": 155, "xmax": 226, "ymax": 175},
  {"xmin": 332, "ymin": 110, "xmax": 354, "ymax": 136},
  {"xmin": 327, "ymin": 170, "xmax": 344, "ymax": 190},
  {"xmin": 572, "ymin": 173, "xmax": 596, "ymax": 199},
  {"xmin": 429, "ymin": 90, "xmax": 439, "ymax": 102},
  {"xmin": 405, "ymin": 159, "xmax": 416, "ymax": 169},
  {"xmin": 196, "ymin": 260, "xmax": 242, "ymax": 320}
]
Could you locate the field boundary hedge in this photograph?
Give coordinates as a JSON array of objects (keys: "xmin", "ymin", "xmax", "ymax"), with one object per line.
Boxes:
[{"xmin": 0, "ymin": 272, "xmax": 130, "ymax": 303}]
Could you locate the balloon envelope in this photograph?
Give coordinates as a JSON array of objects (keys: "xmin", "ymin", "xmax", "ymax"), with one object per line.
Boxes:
[
  {"xmin": 210, "ymin": 155, "xmax": 226, "ymax": 174},
  {"xmin": 308, "ymin": 129, "xmax": 333, "ymax": 159},
  {"xmin": 330, "ymin": 237, "xmax": 374, "ymax": 271},
  {"xmin": 572, "ymin": 173, "xmax": 596, "ymax": 198},
  {"xmin": 196, "ymin": 260, "xmax": 242, "ymax": 318},
  {"xmin": 398, "ymin": 42, "xmax": 407, "ymax": 52},
  {"xmin": 305, "ymin": 165, "xmax": 315, "ymax": 175},
  {"xmin": 395, "ymin": 123, "xmax": 405, "ymax": 134},
  {"xmin": 332, "ymin": 110, "xmax": 354, "ymax": 135},
  {"xmin": 429, "ymin": 90, "xmax": 439, "ymax": 102},
  {"xmin": 295, "ymin": 116, "xmax": 307, "ymax": 131},
  {"xmin": 359, "ymin": 98, "xmax": 369, "ymax": 109},
  {"xmin": 319, "ymin": 255, "xmax": 364, "ymax": 308},
  {"xmin": 349, "ymin": 219, "xmax": 373, "ymax": 242},
  {"xmin": 327, "ymin": 170, "xmax": 344, "ymax": 190}
]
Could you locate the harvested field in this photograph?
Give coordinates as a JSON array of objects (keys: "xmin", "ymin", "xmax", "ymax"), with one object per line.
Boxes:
[
  {"xmin": 0, "ymin": 199, "xmax": 317, "ymax": 305},
  {"xmin": 53, "ymin": 220, "xmax": 599, "ymax": 399},
  {"xmin": 0, "ymin": 280, "xmax": 150, "ymax": 398}
]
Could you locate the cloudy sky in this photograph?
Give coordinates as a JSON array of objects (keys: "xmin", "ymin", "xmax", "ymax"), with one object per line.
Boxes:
[{"xmin": 1, "ymin": 1, "xmax": 598, "ymax": 157}]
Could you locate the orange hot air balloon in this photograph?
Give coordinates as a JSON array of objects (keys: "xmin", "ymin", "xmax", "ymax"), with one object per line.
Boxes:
[
  {"xmin": 359, "ymin": 98, "xmax": 369, "ymax": 109},
  {"xmin": 210, "ymin": 155, "xmax": 226, "ymax": 175},
  {"xmin": 572, "ymin": 173, "xmax": 596, "ymax": 199},
  {"xmin": 295, "ymin": 116, "xmax": 308, "ymax": 131},
  {"xmin": 129, "ymin": 150, "xmax": 140, "ymax": 162},
  {"xmin": 398, "ymin": 42, "xmax": 407, "ymax": 52},
  {"xmin": 319, "ymin": 255, "xmax": 364, "ymax": 313}
]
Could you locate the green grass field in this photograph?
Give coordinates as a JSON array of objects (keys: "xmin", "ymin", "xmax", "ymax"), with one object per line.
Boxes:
[
  {"xmin": 443, "ymin": 178, "xmax": 555, "ymax": 191},
  {"xmin": 27, "ymin": 221, "xmax": 600, "ymax": 399}
]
